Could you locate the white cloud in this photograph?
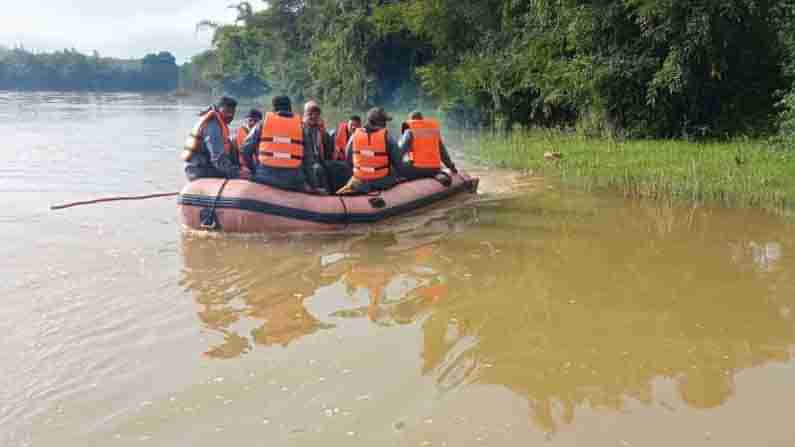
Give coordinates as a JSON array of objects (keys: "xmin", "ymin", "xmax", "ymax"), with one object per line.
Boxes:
[{"xmin": 0, "ymin": 0, "xmax": 265, "ymax": 62}]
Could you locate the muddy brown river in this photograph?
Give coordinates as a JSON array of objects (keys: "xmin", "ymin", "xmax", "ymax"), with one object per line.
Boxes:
[{"xmin": 2, "ymin": 92, "xmax": 795, "ymax": 446}]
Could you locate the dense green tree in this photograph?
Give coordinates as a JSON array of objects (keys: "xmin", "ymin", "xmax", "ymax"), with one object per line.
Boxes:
[
  {"xmin": 180, "ymin": 50, "xmax": 221, "ymax": 94},
  {"xmin": 0, "ymin": 47, "xmax": 179, "ymax": 91},
  {"xmin": 776, "ymin": 0, "xmax": 795, "ymax": 144},
  {"xmin": 196, "ymin": 0, "xmax": 794, "ymax": 136},
  {"xmin": 141, "ymin": 51, "xmax": 179, "ymax": 90}
]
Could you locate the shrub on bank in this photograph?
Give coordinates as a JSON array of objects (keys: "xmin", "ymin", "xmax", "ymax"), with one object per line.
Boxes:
[{"xmin": 462, "ymin": 130, "xmax": 795, "ymax": 211}]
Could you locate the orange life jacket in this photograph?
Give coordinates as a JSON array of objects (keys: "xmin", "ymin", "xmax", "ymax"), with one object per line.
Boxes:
[
  {"xmin": 235, "ymin": 126, "xmax": 252, "ymax": 179},
  {"xmin": 258, "ymin": 112, "xmax": 304, "ymax": 169},
  {"xmin": 235, "ymin": 126, "xmax": 249, "ymax": 147},
  {"xmin": 182, "ymin": 109, "xmax": 231, "ymax": 161},
  {"xmin": 333, "ymin": 122, "xmax": 352, "ymax": 161},
  {"xmin": 352, "ymin": 128, "xmax": 389, "ymax": 181},
  {"xmin": 405, "ymin": 118, "xmax": 442, "ymax": 169}
]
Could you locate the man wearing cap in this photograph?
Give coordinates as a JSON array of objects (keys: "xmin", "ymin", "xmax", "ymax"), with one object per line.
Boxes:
[
  {"xmin": 303, "ymin": 100, "xmax": 353, "ymax": 192},
  {"xmin": 182, "ymin": 96, "xmax": 240, "ymax": 181},
  {"xmin": 240, "ymin": 96, "xmax": 321, "ymax": 192},
  {"xmin": 398, "ymin": 111, "xmax": 458, "ymax": 181},
  {"xmin": 338, "ymin": 107, "xmax": 402, "ymax": 194},
  {"xmin": 235, "ymin": 108, "xmax": 262, "ymax": 180}
]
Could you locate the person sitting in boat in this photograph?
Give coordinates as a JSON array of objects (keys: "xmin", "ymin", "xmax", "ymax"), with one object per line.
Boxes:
[
  {"xmin": 330, "ymin": 115, "xmax": 361, "ymax": 160},
  {"xmin": 302, "ymin": 100, "xmax": 332, "ymax": 193},
  {"xmin": 235, "ymin": 108, "xmax": 262, "ymax": 180},
  {"xmin": 397, "ymin": 111, "xmax": 458, "ymax": 181},
  {"xmin": 182, "ymin": 96, "xmax": 240, "ymax": 181},
  {"xmin": 337, "ymin": 107, "xmax": 402, "ymax": 195},
  {"xmin": 240, "ymin": 95, "xmax": 322, "ymax": 193},
  {"xmin": 303, "ymin": 101, "xmax": 353, "ymax": 192}
]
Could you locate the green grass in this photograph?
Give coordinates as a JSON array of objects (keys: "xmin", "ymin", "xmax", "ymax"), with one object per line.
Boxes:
[{"xmin": 460, "ymin": 129, "xmax": 795, "ymax": 211}]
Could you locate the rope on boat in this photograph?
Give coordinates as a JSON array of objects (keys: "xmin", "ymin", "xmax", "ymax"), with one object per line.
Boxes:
[
  {"xmin": 337, "ymin": 195, "xmax": 349, "ymax": 229},
  {"xmin": 50, "ymin": 192, "xmax": 179, "ymax": 210},
  {"xmin": 199, "ymin": 179, "xmax": 229, "ymax": 230}
]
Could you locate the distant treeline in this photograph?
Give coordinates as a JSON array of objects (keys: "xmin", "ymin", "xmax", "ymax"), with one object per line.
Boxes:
[
  {"xmin": 189, "ymin": 0, "xmax": 795, "ymax": 140},
  {"xmin": 179, "ymin": 48, "xmax": 270, "ymax": 99},
  {"xmin": 0, "ymin": 47, "xmax": 178, "ymax": 91}
]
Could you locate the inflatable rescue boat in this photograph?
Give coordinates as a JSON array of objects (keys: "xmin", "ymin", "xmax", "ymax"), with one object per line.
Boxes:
[{"xmin": 178, "ymin": 172, "xmax": 479, "ymax": 233}]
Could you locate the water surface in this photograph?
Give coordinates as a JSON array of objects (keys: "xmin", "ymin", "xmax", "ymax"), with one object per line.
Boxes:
[{"xmin": 2, "ymin": 92, "xmax": 795, "ymax": 446}]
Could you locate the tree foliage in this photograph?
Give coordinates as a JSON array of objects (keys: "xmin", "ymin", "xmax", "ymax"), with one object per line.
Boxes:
[
  {"xmin": 776, "ymin": 0, "xmax": 795, "ymax": 145},
  {"xmin": 201, "ymin": 0, "xmax": 795, "ymax": 136},
  {"xmin": 0, "ymin": 46, "xmax": 179, "ymax": 91}
]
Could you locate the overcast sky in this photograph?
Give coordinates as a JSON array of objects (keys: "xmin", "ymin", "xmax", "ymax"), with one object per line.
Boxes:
[{"xmin": 0, "ymin": 1, "xmax": 265, "ymax": 63}]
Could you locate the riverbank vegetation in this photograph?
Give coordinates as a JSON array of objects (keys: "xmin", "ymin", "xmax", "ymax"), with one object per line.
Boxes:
[
  {"xmin": 0, "ymin": 47, "xmax": 178, "ymax": 91},
  {"xmin": 463, "ymin": 131, "xmax": 795, "ymax": 210}
]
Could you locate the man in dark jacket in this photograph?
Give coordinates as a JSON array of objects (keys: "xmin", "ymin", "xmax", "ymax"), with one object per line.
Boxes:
[
  {"xmin": 338, "ymin": 107, "xmax": 402, "ymax": 194},
  {"xmin": 183, "ymin": 96, "xmax": 240, "ymax": 181},
  {"xmin": 241, "ymin": 96, "xmax": 321, "ymax": 193},
  {"xmin": 303, "ymin": 101, "xmax": 352, "ymax": 192},
  {"xmin": 235, "ymin": 109, "xmax": 263, "ymax": 180}
]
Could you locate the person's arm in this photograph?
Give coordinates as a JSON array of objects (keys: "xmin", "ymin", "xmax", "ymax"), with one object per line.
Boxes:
[
  {"xmin": 345, "ymin": 139, "xmax": 354, "ymax": 170},
  {"xmin": 398, "ymin": 129, "xmax": 412, "ymax": 154},
  {"xmin": 387, "ymin": 135, "xmax": 403, "ymax": 176},
  {"xmin": 303, "ymin": 133, "xmax": 318, "ymax": 165},
  {"xmin": 241, "ymin": 122, "xmax": 262, "ymax": 174},
  {"xmin": 204, "ymin": 120, "xmax": 240, "ymax": 178},
  {"xmin": 439, "ymin": 140, "xmax": 457, "ymax": 173},
  {"xmin": 322, "ymin": 132, "xmax": 335, "ymax": 160},
  {"xmin": 302, "ymin": 138, "xmax": 320, "ymax": 189}
]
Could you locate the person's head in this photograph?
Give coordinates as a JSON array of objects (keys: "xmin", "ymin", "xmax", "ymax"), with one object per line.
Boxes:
[
  {"xmin": 366, "ymin": 107, "xmax": 392, "ymax": 129},
  {"xmin": 216, "ymin": 96, "xmax": 238, "ymax": 124},
  {"xmin": 348, "ymin": 115, "xmax": 362, "ymax": 130},
  {"xmin": 304, "ymin": 100, "xmax": 322, "ymax": 126},
  {"xmin": 403, "ymin": 111, "xmax": 424, "ymax": 132},
  {"xmin": 245, "ymin": 109, "xmax": 263, "ymax": 128},
  {"xmin": 272, "ymin": 95, "xmax": 292, "ymax": 113}
]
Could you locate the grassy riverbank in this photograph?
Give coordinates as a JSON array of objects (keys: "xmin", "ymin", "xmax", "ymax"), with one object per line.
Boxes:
[{"xmin": 461, "ymin": 130, "xmax": 795, "ymax": 211}]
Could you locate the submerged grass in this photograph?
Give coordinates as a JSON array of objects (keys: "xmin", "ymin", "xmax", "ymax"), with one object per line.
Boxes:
[{"xmin": 460, "ymin": 129, "xmax": 795, "ymax": 211}]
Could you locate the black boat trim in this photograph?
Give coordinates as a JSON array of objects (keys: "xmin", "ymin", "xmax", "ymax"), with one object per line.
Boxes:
[{"xmin": 178, "ymin": 180, "xmax": 474, "ymax": 224}]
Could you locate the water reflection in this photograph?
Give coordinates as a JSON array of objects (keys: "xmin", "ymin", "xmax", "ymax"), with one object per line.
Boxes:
[
  {"xmin": 179, "ymin": 194, "xmax": 795, "ymax": 434},
  {"xmin": 180, "ymin": 236, "xmax": 333, "ymax": 358},
  {"xmin": 179, "ymin": 205, "xmax": 478, "ymax": 357}
]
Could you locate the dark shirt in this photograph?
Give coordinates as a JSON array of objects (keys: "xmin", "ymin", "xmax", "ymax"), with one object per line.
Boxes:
[{"xmin": 304, "ymin": 125, "xmax": 336, "ymax": 161}]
